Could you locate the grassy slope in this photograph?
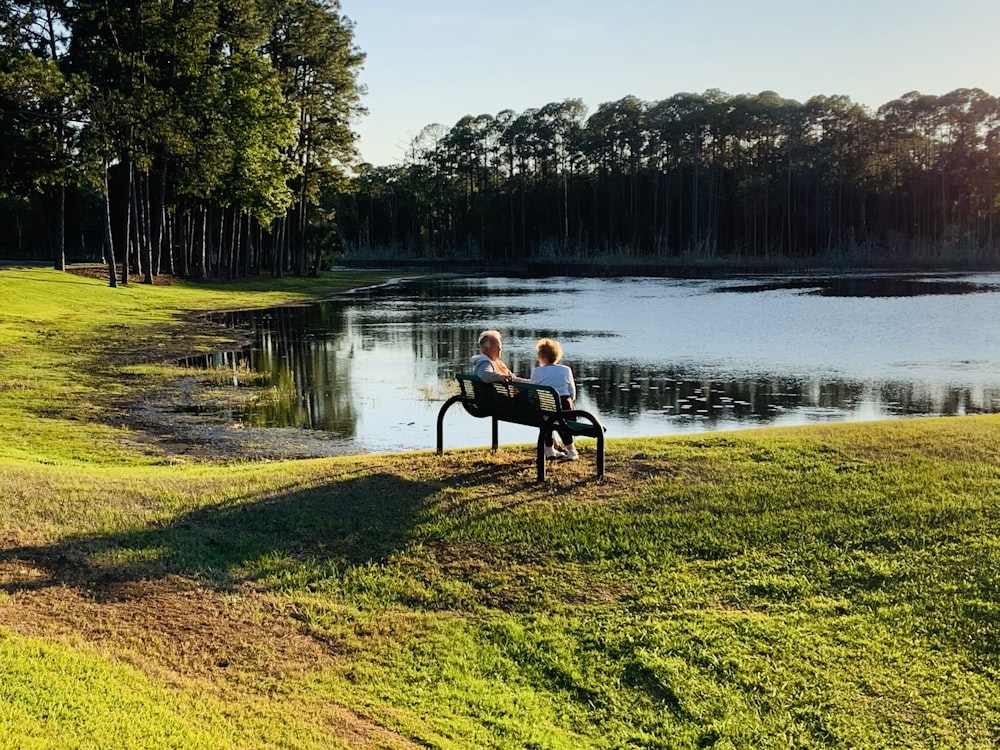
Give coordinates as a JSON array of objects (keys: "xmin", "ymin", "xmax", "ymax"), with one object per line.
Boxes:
[{"xmin": 1, "ymin": 267, "xmax": 999, "ymax": 749}]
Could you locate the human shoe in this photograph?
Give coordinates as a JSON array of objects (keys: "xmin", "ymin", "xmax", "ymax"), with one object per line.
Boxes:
[
  {"xmin": 562, "ymin": 445, "xmax": 579, "ymax": 461},
  {"xmin": 545, "ymin": 445, "xmax": 567, "ymax": 460}
]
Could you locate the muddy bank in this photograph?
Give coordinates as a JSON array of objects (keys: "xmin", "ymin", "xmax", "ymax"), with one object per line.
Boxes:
[{"xmin": 122, "ymin": 375, "xmax": 364, "ymax": 462}]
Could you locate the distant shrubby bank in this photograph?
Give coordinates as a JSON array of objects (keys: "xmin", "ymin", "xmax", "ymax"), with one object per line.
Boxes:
[
  {"xmin": 2, "ymin": 3, "xmax": 998, "ymax": 278},
  {"xmin": 340, "ymin": 90, "xmax": 1000, "ymax": 270}
]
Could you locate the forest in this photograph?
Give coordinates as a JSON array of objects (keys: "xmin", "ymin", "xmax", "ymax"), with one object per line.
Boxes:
[
  {"xmin": 0, "ymin": 0, "xmax": 364, "ymax": 283},
  {"xmin": 339, "ymin": 89, "xmax": 1000, "ymax": 269},
  {"xmin": 4, "ymin": 2, "xmax": 1000, "ymax": 279}
]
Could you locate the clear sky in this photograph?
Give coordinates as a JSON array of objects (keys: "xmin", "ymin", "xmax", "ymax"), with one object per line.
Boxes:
[{"xmin": 340, "ymin": 0, "xmax": 1000, "ymax": 167}]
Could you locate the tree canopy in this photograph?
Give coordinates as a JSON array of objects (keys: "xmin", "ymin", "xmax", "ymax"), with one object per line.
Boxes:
[{"xmin": 0, "ymin": 0, "xmax": 364, "ymax": 282}]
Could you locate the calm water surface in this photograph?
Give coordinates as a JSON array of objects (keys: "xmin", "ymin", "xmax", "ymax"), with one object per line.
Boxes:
[{"xmin": 185, "ymin": 273, "xmax": 1000, "ymax": 453}]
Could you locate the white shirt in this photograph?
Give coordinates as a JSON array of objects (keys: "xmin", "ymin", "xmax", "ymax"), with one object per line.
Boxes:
[{"xmin": 530, "ymin": 363, "xmax": 576, "ymax": 399}]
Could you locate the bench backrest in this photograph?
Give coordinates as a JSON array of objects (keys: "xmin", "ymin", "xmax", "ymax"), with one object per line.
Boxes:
[{"xmin": 455, "ymin": 374, "xmax": 562, "ymax": 427}]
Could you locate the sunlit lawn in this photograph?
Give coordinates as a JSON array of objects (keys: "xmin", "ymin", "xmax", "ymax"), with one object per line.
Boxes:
[{"xmin": 1, "ymin": 267, "xmax": 999, "ymax": 749}]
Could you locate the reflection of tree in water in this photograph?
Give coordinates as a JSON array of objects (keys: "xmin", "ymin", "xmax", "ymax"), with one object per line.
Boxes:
[
  {"xmin": 407, "ymin": 325, "xmax": 542, "ymax": 379},
  {"xmin": 577, "ymin": 363, "xmax": 862, "ymax": 425},
  {"xmin": 248, "ymin": 337, "xmax": 357, "ymax": 436},
  {"xmin": 879, "ymin": 381, "xmax": 1000, "ymax": 417},
  {"xmin": 408, "ymin": 325, "xmax": 482, "ymax": 378},
  {"xmin": 259, "ymin": 305, "xmax": 357, "ymax": 435},
  {"xmin": 207, "ymin": 303, "xmax": 360, "ymax": 436},
  {"xmin": 575, "ymin": 364, "xmax": 1000, "ymax": 425}
]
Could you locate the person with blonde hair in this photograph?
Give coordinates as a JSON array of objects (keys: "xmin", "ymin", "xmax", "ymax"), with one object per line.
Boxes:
[{"xmin": 530, "ymin": 337, "xmax": 579, "ymax": 460}]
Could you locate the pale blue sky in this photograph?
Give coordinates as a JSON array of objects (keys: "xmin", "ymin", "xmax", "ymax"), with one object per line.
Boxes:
[{"xmin": 341, "ymin": 0, "xmax": 1000, "ymax": 166}]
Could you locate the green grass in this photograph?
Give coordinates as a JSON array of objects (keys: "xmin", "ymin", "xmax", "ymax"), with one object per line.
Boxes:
[
  {"xmin": 1, "ymin": 635, "xmax": 232, "ymax": 749},
  {"xmin": 1, "ymin": 267, "xmax": 1000, "ymax": 748},
  {"xmin": 0, "ymin": 267, "xmax": 400, "ymax": 465}
]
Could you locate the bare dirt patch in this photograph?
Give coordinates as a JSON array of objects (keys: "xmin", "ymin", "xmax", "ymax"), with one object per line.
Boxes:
[
  {"xmin": 0, "ymin": 554, "xmax": 422, "ymax": 749},
  {"xmin": 119, "ymin": 374, "xmax": 364, "ymax": 461}
]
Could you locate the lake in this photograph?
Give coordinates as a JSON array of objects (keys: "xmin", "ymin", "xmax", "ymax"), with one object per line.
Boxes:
[{"xmin": 182, "ymin": 272, "xmax": 1000, "ymax": 454}]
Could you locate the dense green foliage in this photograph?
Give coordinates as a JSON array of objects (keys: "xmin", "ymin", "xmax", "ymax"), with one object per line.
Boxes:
[
  {"xmin": 0, "ymin": 0, "xmax": 364, "ymax": 279},
  {"xmin": 340, "ymin": 90, "xmax": 1000, "ymax": 268},
  {"xmin": 1, "ymin": 268, "xmax": 999, "ymax": 748}
]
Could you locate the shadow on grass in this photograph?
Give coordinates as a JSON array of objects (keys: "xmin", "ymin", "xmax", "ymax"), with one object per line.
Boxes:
[{"xmin": 1, "ymin": 471, "xmax": 436, "ymax": 596}]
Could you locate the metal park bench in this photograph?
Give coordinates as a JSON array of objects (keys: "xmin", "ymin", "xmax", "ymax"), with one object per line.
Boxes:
[{"xmin": 436, "ymin": 373, "xmax": 606, "ymax": 481}]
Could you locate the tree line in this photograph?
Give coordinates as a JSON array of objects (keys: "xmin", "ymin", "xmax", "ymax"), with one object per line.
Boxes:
[
  {"xmin": 338, "ymin": 89, "xmax": 1000, "ymax": 268},
  {"xmin": 5, "ymin": 2, "xmax": 999, "ymax": 278},
  {"xmin": 0, "ymin": 0, "xmax": 363, "ymax": 285}
]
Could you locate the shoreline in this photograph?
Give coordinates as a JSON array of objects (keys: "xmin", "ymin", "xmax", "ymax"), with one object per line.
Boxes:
[{"xmin": 339, "ymin": 257, "xmax": 1000, "ymax": 279}]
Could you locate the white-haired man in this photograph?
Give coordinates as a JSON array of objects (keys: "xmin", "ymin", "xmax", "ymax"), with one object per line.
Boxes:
[{"xmin": 470, "ymin": 329, "xmax": 528, "ymax": 383}]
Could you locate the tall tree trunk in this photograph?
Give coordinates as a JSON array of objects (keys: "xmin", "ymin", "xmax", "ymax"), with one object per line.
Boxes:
[
  {"xmin": 296, "ymin": 202, "xmax": 307, "ymax": 275},
  {"xmin": 198, "ymin": 204, "xmax": 208, "ymax": 280},
  {"xmin": 153, "ymin": 170, "xmax": 167, "ymax": 276},
  {"xmin": 243, "ymin": 213, "xmax": 252, "ymax": 277},
  {"xmin": 174, "ymin": 207, "xmax": 186, "ymax": 277},
  {"xmin": 102, "ymin": 168, "xmax": 117, "ymax": 288},
  {"xmin": 226, "ymin": 207, "xmax": 236, "ymax": 280},
  {"xmin": 162, "ymin": 205, "xmax": 174, "ymax": 276},
  {"xmin": 215, "ymin": 206, "xmax": 226, "ymax": 277},
  {"xmin": 53, "ymin": 185, "xmax": 66, "ymax": 271},
  {"xmin": 272, "ymin": 215, "xmax": 284, "ymax": 277},
  {"xmin": 120, "ymin": 160, "xmax": 132, "ymax": 285},
  {"xmin": 128, "ymin": 173, "xmax": 144, "ymax": 281},
  {"xmin": 180, "ymin": 209, "xmax": 189, "ymax": 277},
  {"xmin": 137, "ymin": 173, "xmax": 153, "ymax": 284}
]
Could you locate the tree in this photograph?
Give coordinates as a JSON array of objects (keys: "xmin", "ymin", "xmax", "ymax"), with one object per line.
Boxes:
[
  {"xmin": 217, "ymin": 50, "xmax": 297, "ymax": 230},
  {"xmin": 266, "ymin": 0, "xmax": 365, "ymax": 274},
  {"xmin": 0, "ymin": 0, "xmax": 78, "ymax": 270},
  {"xmin": 68, "ymin": 0, "xmax": 162, "ymax": 285}
]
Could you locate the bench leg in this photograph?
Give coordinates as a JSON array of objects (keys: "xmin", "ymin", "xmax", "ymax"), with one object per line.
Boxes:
[
  {"xmin": 596, "ymin": 432, "xmax": 605, "ymax": 478},
  {"xmin": 536, "ymin": 430, "xmax": 547, "ymax": 482},
  {"xmin": 436, "ymin": 396, "xmax": 463, "ymax": 455},
  {"xmin": 491, "ymin": 417, "xmax": 499, "ymax": 452}
]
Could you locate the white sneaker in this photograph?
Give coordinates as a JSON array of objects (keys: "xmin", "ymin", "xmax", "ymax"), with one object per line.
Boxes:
[
  {"xmin": 545, "ymin": 445, "xmax": 567, "ymax": 460},
  {"xmin": 563, "ymin": 445, "xmax": 579, "ymax": 461}
]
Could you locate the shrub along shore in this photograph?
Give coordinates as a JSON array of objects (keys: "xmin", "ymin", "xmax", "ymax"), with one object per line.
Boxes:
[{"xmin": 1, "ymin": 266, "xmax": 998, "ymax": 749}]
